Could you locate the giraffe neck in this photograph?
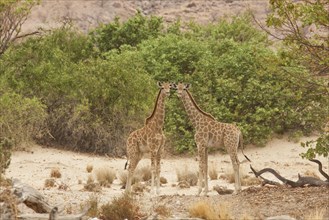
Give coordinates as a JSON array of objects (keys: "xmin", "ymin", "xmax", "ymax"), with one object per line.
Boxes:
[
  {"xmin": 180, "ymin": 90, "xmax": 214, "ymax": 127},
  {"xmin": 145, "ymin": 89, "xmax": 166, "ymax": 128}
]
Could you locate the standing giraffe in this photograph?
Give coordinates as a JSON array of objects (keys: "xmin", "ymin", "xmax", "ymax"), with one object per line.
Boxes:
[
  {"xmin": 172, "ymin": 82, "xmax": 250, "ymax": 195},
  {"xmin": 125, "ymin": 82, "xmax": 171, "ymax": 195}
]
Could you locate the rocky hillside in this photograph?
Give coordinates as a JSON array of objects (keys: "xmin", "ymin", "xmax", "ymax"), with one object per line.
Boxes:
[{"xmin": 23, "ymin": 0, "xmax": 269, "ymax": 33}]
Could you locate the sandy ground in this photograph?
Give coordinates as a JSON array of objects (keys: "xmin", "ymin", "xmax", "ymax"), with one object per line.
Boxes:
[{"xmin": 5, "ymin": 135, "xmax": 329, "ymax": 219}]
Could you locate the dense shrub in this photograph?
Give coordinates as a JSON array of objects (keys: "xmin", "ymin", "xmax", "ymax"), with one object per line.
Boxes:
[
  {"xmin": 0, "ymin": 91, "xmax": 45, "ymax": 174},
  {"xmin": 0, "ymin": 12, "xmax": 327, "ymax": 155},
  {"xmin": 138, "ymin": 14, "xmax": 328, "ymax": 151},
  {"xmin": 90, "ymin": 11, "xmax": 163, "ymax": 52},
  {"xmin": 0, "ymin": 91, "xmax": 46, "ymax": 144},
  {"xmin": 100, "ymin": 193, "xmax": 143, "ymax": 220},
  {"xmin": 0, "ymin": 138, "xmax": 13, "ymax": 175},
  {"xmin": 0, "ymin": 27, "xmax": 155, "ymax": 154}
]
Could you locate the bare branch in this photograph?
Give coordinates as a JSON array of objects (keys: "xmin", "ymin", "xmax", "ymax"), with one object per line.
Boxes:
[
  {"xmin": 15, "ymin": 31, "xmax": 40, "ymax": 40},
  {"xmin": 0, "ymin": 0, "xmax": 38, "ymax": 55},
  {"xmin": 250, "ymin": 165, "xmax": 329, "ymax": 187},
  {"xmin": 309, "ymin": 159, "xmax": 329, "ymax": 181}
]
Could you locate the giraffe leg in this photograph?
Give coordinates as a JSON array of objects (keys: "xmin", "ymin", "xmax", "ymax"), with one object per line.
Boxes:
[
  {"xmin": 126, "ymin": 152, "xmax": 141, "ymax": 193},
  {"xmin": 227, "ymin": 140, "xmax": 241, "ymax": 193},
  {"xmin": 231, "ymin": 153, "xmax": 241, "ymax": 193},
  {"xmin": 155, "ymin": 150, "xmax": 161, "ymax": 195},
  {"xmin": 150, "ymin": 151, "xmax": 157, "ymax": 195},
  {"xmin": 224, "ymin": 134, "xmax": 241, "ymax": 194},
  {"xmin": 197, "ymin": 144, "xmax": 206, "ymax": 196},
  {"xmin": 156, "ymin": 135, "xmax": 165, "ymax": 195},
  {"xmin": 126, "ymin": 155, "xmax": 141, "ymax": 192},
  {"xmin": 203, "ymin": 147, "xmax": 209, "ymax": 196}
]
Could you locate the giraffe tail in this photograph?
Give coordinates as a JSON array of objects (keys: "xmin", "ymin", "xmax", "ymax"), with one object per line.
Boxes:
[
  {"xmin": 124, "ymin": 160, "xmax": 129, "ymax": 170},
  {"xmin": 239, "ymin": 133, "xmax": 251, "ymax": 162}
]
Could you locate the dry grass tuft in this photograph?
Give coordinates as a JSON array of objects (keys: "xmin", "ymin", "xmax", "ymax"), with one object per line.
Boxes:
[
  {"xmin": 84, "ymin": 175, "xmax": 101, "ymax": 192},
  {"xmin": 119, "ymin": 171, "xmax": 142, "ymax": 187},
  {"xmin": 119, "ymin": 171, "xmax": 128, "ymax": 186},
  {"xmin": 189, "ymin": 200, "xmax": 218, "ymax": 220},
  {"xmin": 87, "ymin": 174, "xmax": 94, "ymax": 184},
  {"xmin": 176, "ymin": 166, "xmax": 198, "ymax": 186},
  {"xmin": 0, "ymin": 176, "xmax": 12, "ymax": 187},
  {"xmin": 303, "ymin": 170, "xmax": 320, "ymax": 179},
  {"xmin": 189, "ymin": 201, "xmax": 234, "ymax": 220},
  {"xmin": 220, "ymin": 169, "xmax": 260, "ymax": 186},
  {"xmin": 86, "ymin": 164, "xmax": 93, "ymax": 173},
  {"xmin": 209, "ymin": 164, "xmax": 218, "ymax": 180},
  {"xmin": 50, "ymin": 167, "xmax": 61, "ymax": 178},
  {"xmin": 0, "ymin": 189, "xmax": 19, "ymax": 219},
  {"xmin": 100, "ymin": 193, "xmax": 144, "ymax": 220},
  {"xmin": 155, "ymin": 204, "xmax": 171, "ymax": 218},
  {"xmin": 85, "ymin": 194, "xmax": 100, "ymax": 217},
  {"xmin": 132, "ymin": 182, "xmax": 147, "ymax": 193},
  {"xmin": 304, "ymin": 207, "xmax": 327, "ymax": 220},
  {"xmin": 217, "ymin": 203, "xmax": 232, "ymax": 220},
  {"xmin": 44, "ymin": 178, "xmax": 56, "ymax": 188},
  {"xmin": 242, "ymin": 175, "xmax": 261, "ymax": 186},
  {"xmin": 119, "ymin": 166, "xmax": 151, "ymax": 187},
  {"xmin": 84, "ymin": 182, "xmax": 102, "ymax": 192},
  {"xmin": 95, "ymin": 167, "xmax": 116, "ymax": 187},
  {"xmin": 137, "ymin": 166, "xmax": 152, "ymax": 181}
]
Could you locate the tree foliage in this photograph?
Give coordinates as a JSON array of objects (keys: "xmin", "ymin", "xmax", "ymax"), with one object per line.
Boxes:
[
  {"xmin": 0, "ymin": 12, "xmax": 328, "ymax": 155},
  {"xmin": 261, "ymin": 0, "xmax": 329, "ymax": 158},
  {"xmin": 90, "ymin": 10, "xmax": 163, "ymax": 53},
  {"xmin": 137, "ymin": 14, "xmax": 328, "ymax": 152},
  {"xmin": 0, "ymin": 91, "xmax": 46, "ymax": 144},
  {"xmin": 0, "ymin": 0, "xmax": 39, "ymax": 55},
  {"xmin": 0, "ymin": 27, "xmax": 155, "ymax": 154},
  {"xmin": 264, "ymin": 0, "xmax": 329, "ymax": 76},
  {"xmin": 301, "ymin": 133, "xmax": 329, "ymax": 159}
]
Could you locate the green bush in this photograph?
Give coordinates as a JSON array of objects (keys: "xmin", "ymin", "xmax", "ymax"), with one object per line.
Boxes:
[
  {"xmin": 0, "ymin": 91, "xmax": 46, "ymax": 144},
  {"xmin": 0, "ymin": 27, "xmax": 155, "ymax": 154},
  {"xmin": 0, "ymin": 138, "xmax": 13, "ymax": 174},
  {"xmin": 62, "ymin": 50, "xmax": 155, "ymax": 153},
  {"xmin": 0, "ymin": 12, "xmax": 327, "ymax": 155},
  {"xmin": 138, "ymin": 14, "xmax": 328, "ymax": 151},
  {"xmin": 90, "ymin": 11, "xmax": 163, "ymax": 52},
  {"xmin": 301, "ymin": 133, "xmax": 329, "ymax": 159}
]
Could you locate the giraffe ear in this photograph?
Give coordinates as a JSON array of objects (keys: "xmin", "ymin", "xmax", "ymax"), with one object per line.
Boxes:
[
  {"xmin": 185, "ymin": 83, "xmax": 191, "ymax": 89},
  {"xmin": 157, "ymin": 81, "xmax": 163, "ymax": 88}
]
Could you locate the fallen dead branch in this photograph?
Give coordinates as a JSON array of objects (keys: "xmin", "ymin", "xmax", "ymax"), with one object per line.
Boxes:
[
  {"xmin": 309, "ymin": 159, "xmax": 329, "ymax": 181},
  {"xmin": 18, "ymin": 206, "xmax": 90, "ymax": 220},
  {"xmin": 250, "ymin": 159, "xmax": 329, "ymax": 187},
  {"xmin": 0, "ymin": 179, "xmax": 89, "ymax": 219},
  {"xmin": 12, "ymin": 178, "xmax": 52, "ymax": 213}
]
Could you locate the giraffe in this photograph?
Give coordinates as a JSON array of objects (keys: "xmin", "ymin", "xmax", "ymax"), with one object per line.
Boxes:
[
  {"xmin": 172, "ymin": 82, "xmax": 250, "ymax": 195},
  {"xmin": 125, "ymin": 82, "xmax": 171, "ymax": 195}
]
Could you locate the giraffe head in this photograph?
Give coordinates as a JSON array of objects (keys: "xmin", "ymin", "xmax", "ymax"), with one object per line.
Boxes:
[
  {"xmin": 158, "ymin": 81, "xmax": 171, "ymax": 96},
  {"xmin": 171, "ymin": 82, "xmax": 190, "ymax": 97}
]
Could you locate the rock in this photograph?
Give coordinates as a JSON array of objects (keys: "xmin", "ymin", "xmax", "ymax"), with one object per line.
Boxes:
[{"xmin": 213, "ymin": 185, "xmax": 234, "ymax": 195}]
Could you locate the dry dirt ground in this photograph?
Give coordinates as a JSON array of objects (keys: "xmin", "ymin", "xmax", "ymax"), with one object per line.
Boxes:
[
  {"xmin": 8, "ymin": 2, "xmax": 329, "ymax": 218},
  {"xmin": 5, "ymin": 136, "xmax": 329, "ymax": 219}
]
